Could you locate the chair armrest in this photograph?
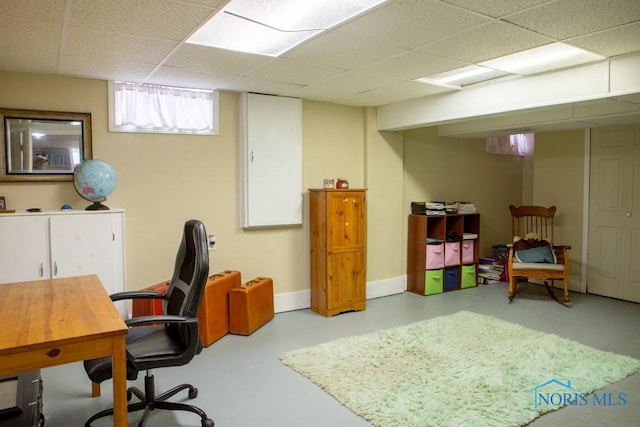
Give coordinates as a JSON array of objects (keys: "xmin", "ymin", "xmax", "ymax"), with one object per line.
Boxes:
[
  {"xmin": 109, "ymin": 290, "xmax": 165, "ymax": 302},
  {"xmin": 553, "ymin": 245, "xmax": 572, "ymax": 250},
  {"xmin": 552, "ymin": 245, "xmax": 571, "ymax": 264},
  {"xmin": 125, "ymin": 315, "xmax": 197, "ymax": 327}
]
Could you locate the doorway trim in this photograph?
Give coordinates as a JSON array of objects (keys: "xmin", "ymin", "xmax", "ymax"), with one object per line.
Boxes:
[{"xmin": 581, "ymin": 128, "xmax": 590, "ymax": 294}]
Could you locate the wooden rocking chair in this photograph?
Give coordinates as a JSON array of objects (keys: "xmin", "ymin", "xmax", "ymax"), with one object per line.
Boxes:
[{"xmin": 507, "ymin": 205, "xmax": 571, "ymax": 304}]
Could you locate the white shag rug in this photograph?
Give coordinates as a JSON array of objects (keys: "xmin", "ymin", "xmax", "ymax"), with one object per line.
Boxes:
[{"xmin": 279, "ymin": 311, "xmax": 640, "ymax": 427}]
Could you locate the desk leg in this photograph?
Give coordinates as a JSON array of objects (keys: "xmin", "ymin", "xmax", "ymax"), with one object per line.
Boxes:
[{"xmin": 112, "ymin": 336, "xmax": 128, "ymax": 427}]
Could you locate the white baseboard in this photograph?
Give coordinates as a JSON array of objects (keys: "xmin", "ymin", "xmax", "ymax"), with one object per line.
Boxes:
[
  {"xmin": 274, "ymin": 289, "xmax": 311, "ymax": 314},
  {"xmin": 274, "ymin": 275, "xmax": 406, "ymax": 313},
  {"xmin": 366, "ymin": 276, "xmax": 406, "ymax": 299}
]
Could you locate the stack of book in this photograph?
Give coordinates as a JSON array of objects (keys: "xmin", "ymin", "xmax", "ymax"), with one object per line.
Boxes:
[
  {"xmin": 425, "ymin": 202, "xmax": 446, "ymax": 215},
  {"xmin": 478, "ymin": 257, "xmax": 504, "ymax": 284}
]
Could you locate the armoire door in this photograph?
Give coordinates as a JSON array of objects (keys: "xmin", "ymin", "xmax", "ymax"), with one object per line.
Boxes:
[
  {"xmin": 326, "ymin": 191, "xmax": 366, "ymax": 254},
  {"xmin": 326, "ymin": 192, "xmax": 366, "ymax": 309},
  {"xmin": 588, "ymin": 125, "xmax": 640, "ymax": 303}
]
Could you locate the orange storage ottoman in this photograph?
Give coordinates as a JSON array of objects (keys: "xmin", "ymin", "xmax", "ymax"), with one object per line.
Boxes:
[
  {"xmin": 198, "ymin": 270, "xmax": 242, "ymax": 347},
  {"xmin": 229, "ymin": 277, "xmax": 274, "ymax": 336}
]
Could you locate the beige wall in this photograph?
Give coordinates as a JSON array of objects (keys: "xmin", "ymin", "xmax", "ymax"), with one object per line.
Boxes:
[
  {"xmin": 402, "ymin": 126, "xmax": 523, "ymax": 258},
  {"xmin": 0, "ymin": 71, "xmax": 367, "ymax": 294},
  {"xmin": 364, "ymin": 108, "xmax": 405, "ymax": 282},
  {"xmin": 0, "ymin": 70, "xmax": 588, "ymax": 298},
  {"xmin": 532, "ymin": 130, "xmax": 585, "ymax": 289}
]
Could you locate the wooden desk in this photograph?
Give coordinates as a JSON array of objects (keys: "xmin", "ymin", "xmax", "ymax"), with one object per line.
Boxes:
[{"xmin": 0, "ymin": 275, "xmax": 128, "ymax": 426}]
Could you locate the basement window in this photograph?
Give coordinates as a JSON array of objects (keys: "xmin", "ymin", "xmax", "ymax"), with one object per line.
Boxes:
[
  {"xmin": 108, "ymin": 81, "xmax": 219, "ymax": 135},
  {"xmin": 485, "ymin": 133, "xmax": 532, "ymax": 156}
]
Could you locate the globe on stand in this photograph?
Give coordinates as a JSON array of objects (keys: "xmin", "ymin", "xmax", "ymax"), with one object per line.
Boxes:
[{"xmin": 73, "ymin": 159, "xmax": 117, "ymax": 210}]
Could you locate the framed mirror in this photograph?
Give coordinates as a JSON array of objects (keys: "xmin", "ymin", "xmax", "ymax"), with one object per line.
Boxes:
[{"xmin": 0, "ymin": 108, "xmax": 92, "ymax": 182}]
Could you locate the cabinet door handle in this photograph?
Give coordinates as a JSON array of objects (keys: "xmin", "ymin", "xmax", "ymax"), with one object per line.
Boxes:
[
  {"xmin": 54, "ymin": 262, "xmax": 58, "ymax": 276},
  {"xmin": 39, "ymin": 262, "xmax": 44, "ymax": 277}
]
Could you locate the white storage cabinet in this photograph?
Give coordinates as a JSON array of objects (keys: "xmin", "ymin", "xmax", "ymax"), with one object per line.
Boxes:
[{"xmin": 0, "ymin": 209, "xmax": 127, "ymax": 317}]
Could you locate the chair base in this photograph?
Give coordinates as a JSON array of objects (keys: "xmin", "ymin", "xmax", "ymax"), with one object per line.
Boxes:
[
  {"xmin": 508, "ymin": 279, "xmax": 570, "ymax": 305},
  {"xmin": 85, "ymin": 372, "xmax": 214, "ymax": 427}
]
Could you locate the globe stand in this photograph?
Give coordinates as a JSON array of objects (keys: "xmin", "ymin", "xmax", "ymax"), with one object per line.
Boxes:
[{"xmin": 85, "ymin": 201, "xmax": 110, "ymax": 211}]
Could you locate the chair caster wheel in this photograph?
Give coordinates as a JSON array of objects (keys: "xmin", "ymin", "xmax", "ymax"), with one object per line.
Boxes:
[
  {"xmin": 202, "ymin": 418, "xmax": 214, "ymax": 427},
  {"xmin": 189, "ymin": 387, "xmax": 198, "ymax": 399}
]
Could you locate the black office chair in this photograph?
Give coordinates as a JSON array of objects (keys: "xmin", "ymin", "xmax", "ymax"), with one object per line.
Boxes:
[{"xmin": 83, "ymin": 219, "xmax": 214, "ymax": 427}]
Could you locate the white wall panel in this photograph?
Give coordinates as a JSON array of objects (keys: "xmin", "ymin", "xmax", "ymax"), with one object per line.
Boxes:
[{"xmin": 240, "ymin": 93, "xmax": 303, "ymax": 228}]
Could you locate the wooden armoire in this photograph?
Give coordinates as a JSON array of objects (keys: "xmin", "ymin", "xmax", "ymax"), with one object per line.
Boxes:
[{"xmin": 309, "ymin": 189, "xmax": 366, "ymax": 317}]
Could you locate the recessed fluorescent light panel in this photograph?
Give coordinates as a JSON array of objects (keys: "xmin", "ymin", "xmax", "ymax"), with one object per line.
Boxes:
[
  {"xmin": 415, "ymin": 43, "xmax": 604, "ymax": 89},
  {"xmin": 187, "ymin": 0, "xmax": 387, "ymax": 57},
  {"xmin": 415, "ymin": 65, "xmax": 509, "ymax": 88},
  {"xmin": 480, "ymin": 42, "xmax": 605, "ymax": 75}
]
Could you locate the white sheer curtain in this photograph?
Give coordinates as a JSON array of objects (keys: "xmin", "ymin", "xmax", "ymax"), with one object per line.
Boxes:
[
  {"xmin": 485, "ymin": 133, "xmax": 531, "ymax": 156},
  {"xmin": 510, "ymin": 133, "xmax": 528, "ymax": 155},
  {"xmin": 112, "ymin": 81, "xmax": 215, "ymax": 133}
]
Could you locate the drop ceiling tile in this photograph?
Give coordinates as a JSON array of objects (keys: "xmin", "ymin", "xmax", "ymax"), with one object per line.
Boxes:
[
  {"xmin": 334, "ymin": 80, "xmax": 455, "ymax": 107},
  {"xmin": 1, "ymin": 0, "xmax": 66, "ymax": 23},
  {"xmin": 0, "ymin": 0, "xmax": 639, "ymax": 112},
  {"xmin": 0, "ymin": 47, "xmax": 58, "ymax": 74},
  {"xmin": 330, "ymin": 90, "xmax": 410, "ymax": 107},
  {"xmin": 65, "ymin": 29, "xmax": 178, "ymax": 64},
  {"xmin": 221, "ymin": 76, "xmax": 304, "ymax": 95},
  {"xmin": 282, "ymin": 30, "xmax": 406, "ymax": 70},
  {"xmin": 362, "ymin": 51, "xmax": 466, "ymax": 80},
  {"xmin": 419, "ymin": 21, "xmax": 553, "ymax": 63},
  {"xmin": 58, "ymin": 56, "xmax": 156, "ymax": 82},
  {"xmin": 0, "ymin": 16, "xmax": 61, "ymax": 53},
  {"xmin": 372, "ymin": 80, "xmax": 457, "ymax": 99},
  {"xmin": 248, "ymin": 59, "xmax": 347, "ymax": 86},
  {"xmin": 506, "ymin": 0, "xmax": 640, "ymax": 40},
  {"xmin": 332, "ymin": 94, "xmax": 410, "ymax": 107},
  {"xmin": 440, "ymin": 0, "xmax": 552, "ymax": 18},
  {"xmin": 568, "ymin": 22, "xmax": 640, "ymax": 57},
  {"xmin": 284, "ymin": 71, "xmax": 398, "ymax": 101},
  {"xmin": 165, "ymin": 44, "xmax": 271, "ymax": 76},
  {"xmin": 336, "ymin": 0, "xmax": 491, "ymax": 49},
  {"xmin": 146, "ymin": 66, "xmax": 234, "ymax": 90},
  {"xmin": 179, "ymin": 0, "xmax": 226, "ymax": 7},
  {"xmin": 69, "ymin": 0, "xmax": 214, "ymax": 40}
]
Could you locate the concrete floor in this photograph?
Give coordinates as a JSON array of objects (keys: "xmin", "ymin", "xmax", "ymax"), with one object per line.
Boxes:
[{"xmin": 40, "ymin": 282, "xmax": 640, "ymax": 426}]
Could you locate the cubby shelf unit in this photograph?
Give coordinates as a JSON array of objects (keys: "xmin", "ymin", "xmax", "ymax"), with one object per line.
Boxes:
[{"xmin": 407, "ymin": 213, "xmax": 480, "ymax": 296}]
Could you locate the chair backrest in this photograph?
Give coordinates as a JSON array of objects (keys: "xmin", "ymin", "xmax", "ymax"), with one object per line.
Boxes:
[
  {"xmin": 163, "ymin": 219, "xmax": 209, "ymax": 347},
  {"xmin": 509, "ymin": 205, "xmax": 556, "ymax": 244}
]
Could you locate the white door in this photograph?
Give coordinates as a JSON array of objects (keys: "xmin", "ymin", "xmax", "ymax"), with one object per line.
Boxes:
[
  {"xmin": 588, "ymin": 125, "xmax": 640, "ymax": 302},
  {"xmin": 0, "ymin": 215, "xmax": 50, "ymax": 283}
]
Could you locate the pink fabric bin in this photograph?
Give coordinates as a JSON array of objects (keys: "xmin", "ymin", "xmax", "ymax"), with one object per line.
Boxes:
[
  {"xmin": 425, "ymin": 244, "xmax": 445, "ymax": 269},
  {"xmin": 444, "ymin": 242, "xmax": 460, "ymax": 267},
  {"xmin": 461, "ymin": 240, "xmax": 475, "ymax": 264}
]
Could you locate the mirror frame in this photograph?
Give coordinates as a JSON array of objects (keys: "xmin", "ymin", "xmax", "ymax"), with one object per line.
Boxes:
[{"xmin": 0, "ymin": 108, "xmax": 92, "ymax": 182}]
